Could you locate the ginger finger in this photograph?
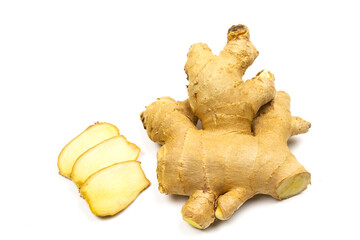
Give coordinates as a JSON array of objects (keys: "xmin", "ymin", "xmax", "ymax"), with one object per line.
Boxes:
[{"xmin": 181, "ymin": 190, "xmax": 216, "ymax": 229}]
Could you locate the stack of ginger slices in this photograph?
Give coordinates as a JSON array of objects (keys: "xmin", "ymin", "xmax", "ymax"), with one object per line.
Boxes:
[{"xmin": 58, "ymin": 122, "xmax": 150, "ymax": 216}]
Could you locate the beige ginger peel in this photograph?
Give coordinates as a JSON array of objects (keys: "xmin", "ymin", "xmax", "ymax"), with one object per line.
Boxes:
[{"xmin": 141, "ymin": 24, "xmax": 311, "ymax": 229}]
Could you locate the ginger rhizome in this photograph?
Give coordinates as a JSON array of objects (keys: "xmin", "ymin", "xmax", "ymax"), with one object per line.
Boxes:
[{"xmin": 141, "ymin": 24, "xmax": 311, "ymax": 229}]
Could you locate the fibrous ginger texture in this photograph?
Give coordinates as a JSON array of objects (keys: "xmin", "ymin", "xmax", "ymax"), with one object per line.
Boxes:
[
  {"xmin": 80, "ymin": 161, "xmax": 150, "ymax": 216},
  {"xmin": 141, "ymin": 24, "xmax": 311, "ymax": 229},
  {"xmin": 71, "ymin": 135, "xmax": 140, "ymax": 186},
  {"xmin": 58, "ymin": 122, "xmax": 119, "ymax": 178}
]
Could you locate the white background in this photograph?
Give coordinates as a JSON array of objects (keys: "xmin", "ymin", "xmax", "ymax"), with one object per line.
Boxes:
[{"xmin": 1, "ymin": 0, "xmax": 359, "ymax": 239}]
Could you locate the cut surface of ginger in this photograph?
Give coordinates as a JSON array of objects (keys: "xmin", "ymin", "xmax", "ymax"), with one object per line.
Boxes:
[
  {"xmin": 71, "ymin": 135, "xmax": 140, "ymax": 186},
  {"xmin": 80, "ymin": 161, "xmax": 150, "ymax": 216},
  {"xmin": 58, "ymin": 122, "xmax": 119, "ymax": 178},
  {"xmin": 276, "ymin": 172, "xmax": 311, "ymax": 199}
]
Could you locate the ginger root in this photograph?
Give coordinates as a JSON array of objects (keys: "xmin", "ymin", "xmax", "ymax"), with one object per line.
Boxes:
[{"xmin": 141, "ymin": 24, "xmax": 311, "ymax": 229}]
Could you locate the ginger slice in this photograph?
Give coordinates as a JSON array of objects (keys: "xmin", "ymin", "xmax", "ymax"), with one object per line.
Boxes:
[
  {"xmin": 80, "ymin": 161, "xmax": 150, "ymax": 216},
  {"xmin": 58, "ymin": 122, "xmax": 119, "ymax": 178},
  {"xmin": 71, "ymin": 135, "xmax": 140, "ymax": 186}
]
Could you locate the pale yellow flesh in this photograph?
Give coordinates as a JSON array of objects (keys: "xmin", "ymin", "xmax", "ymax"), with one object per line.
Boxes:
[
  {"xmin": 80, "ymin": 161, "xmax": 150, "ymax": 216},
  {"xmin": 71, "ymin": 135, "xmax": 140, "ymax": 186},
  {"xmin": 183, "ymin": 217, "xmax": 204, "ymax": 229},
  {"xmin": 276, "ymin": 172, "xmax": 311, "ymax": 199},
  {"xmin": 58, "ymin": 122, "xmax": 119, "ymax": 178},
  {"xmin": 214, "ymin": 206, "xmax": 225, "ymax": 220}
]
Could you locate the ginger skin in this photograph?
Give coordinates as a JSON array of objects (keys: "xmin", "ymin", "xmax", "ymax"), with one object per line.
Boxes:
[{"xmin": 141, "ymin": 25, "xmax": 311, "ymax": 229}]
